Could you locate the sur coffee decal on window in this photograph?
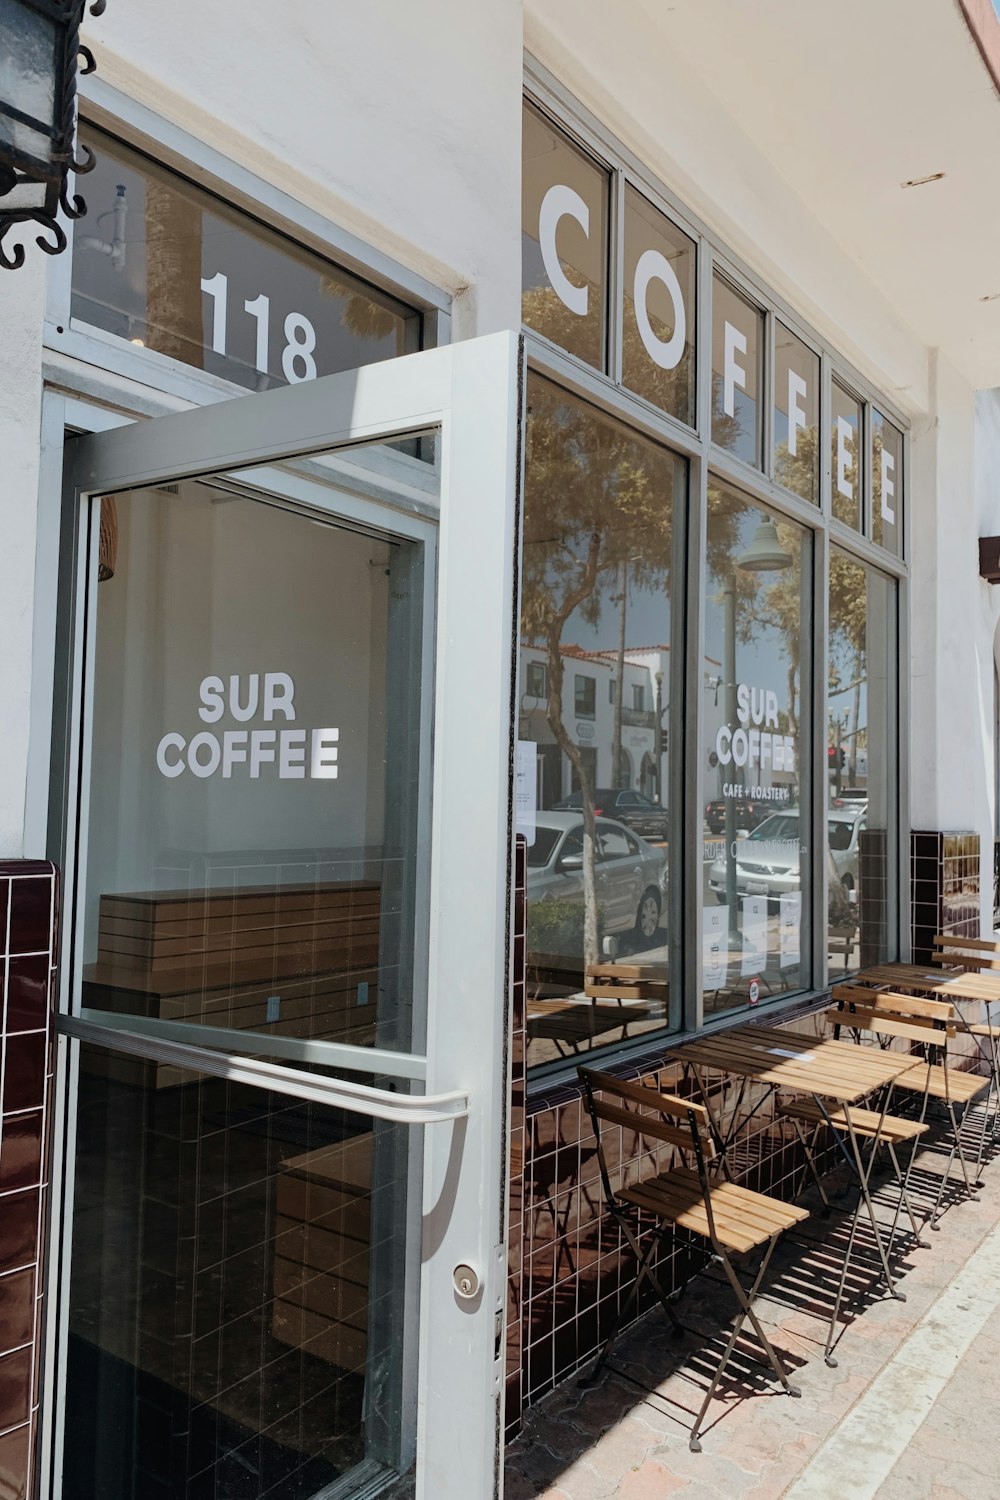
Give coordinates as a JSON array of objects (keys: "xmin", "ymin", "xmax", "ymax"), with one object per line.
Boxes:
[
  {"xmin": 715, "ymin": 682, "xmax": 795, "ymax": 776},
  {"xmin": 155, "ymin": 673, "xmax": 340, "ymax": 781}
]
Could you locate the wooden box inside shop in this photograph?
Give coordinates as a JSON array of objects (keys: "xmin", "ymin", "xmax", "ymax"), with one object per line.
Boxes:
[
  {"xmin": 271, "ymin": 1135, "xmax": 372, "ymax": 1372},
  {"xmin": 82, "ymin": 882, "xmax": 381, "ymax": 1085}
]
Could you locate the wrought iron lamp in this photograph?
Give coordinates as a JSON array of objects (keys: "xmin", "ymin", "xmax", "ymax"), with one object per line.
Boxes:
[{"xmin": 0, "ymin": 0, "xmax": 105, "ymax": 270}]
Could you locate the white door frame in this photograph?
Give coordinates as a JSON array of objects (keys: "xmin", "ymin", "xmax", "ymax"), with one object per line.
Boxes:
[{"xmin": 52, "ymin": 331, "xmax": 523, "ymax": 1500}]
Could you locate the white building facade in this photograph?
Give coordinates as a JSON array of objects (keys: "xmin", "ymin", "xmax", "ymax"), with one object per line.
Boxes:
[{"xmin": 1, "ymin": 3, "xmax": 1000, "ymax": 1498}]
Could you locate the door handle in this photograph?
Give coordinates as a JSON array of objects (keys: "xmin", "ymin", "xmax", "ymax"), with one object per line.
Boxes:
[{"xmin": 60, "ymin": 1013, "xmax": 468, "ymax": 1124}]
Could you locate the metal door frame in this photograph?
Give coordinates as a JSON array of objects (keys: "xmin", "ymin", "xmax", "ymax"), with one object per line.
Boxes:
[{"xmin": 45, "ymin": 332, "xmax": 523, "ymax": 1500}]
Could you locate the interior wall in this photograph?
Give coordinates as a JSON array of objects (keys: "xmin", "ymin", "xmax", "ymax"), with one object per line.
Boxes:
[{"xmin": 84, "ymin": 482, "xmax": 395, "ymax": 955}]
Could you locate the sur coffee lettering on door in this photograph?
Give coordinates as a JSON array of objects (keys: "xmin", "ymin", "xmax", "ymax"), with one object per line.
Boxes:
[{"xmin": 155, "ymin": 672, "xmax": 340, "ymax": 780}]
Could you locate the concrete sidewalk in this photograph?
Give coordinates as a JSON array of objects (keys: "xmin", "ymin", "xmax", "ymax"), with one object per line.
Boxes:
[{"xmin": 503, "ymin": 1126, "xmax": 1000, "ymax": 1500}]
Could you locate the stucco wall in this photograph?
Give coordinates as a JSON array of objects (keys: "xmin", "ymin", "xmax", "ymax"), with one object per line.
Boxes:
[
  {"xmin": 0, "ymin": 261, "xmax": 46, "ymax": 859},
  {"xmin": 85, "ymin": 0, "xmax": 524, "ymax": 341}
]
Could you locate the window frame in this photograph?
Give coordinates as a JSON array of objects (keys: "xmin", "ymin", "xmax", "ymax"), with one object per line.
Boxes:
[
  {"xmin": 521, "ymin": 54, "xmax": 909, "ymax": 1086},
  {"xmin": 44, "ymin": 75, "xmax": 452, "ymax": 401},
  {"xmin": 574, "ymin": 672, "xmax": 597, "ymax": 719}
]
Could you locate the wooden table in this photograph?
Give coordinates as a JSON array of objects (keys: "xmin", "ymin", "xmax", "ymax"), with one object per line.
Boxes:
[
  {"xmin": 855, "ymin": 962, "xmax": 1000, "ymax": 1001},
  {"xmin": 671, "ymin": 1025, "xmax": 916, "ymax": 1365}
]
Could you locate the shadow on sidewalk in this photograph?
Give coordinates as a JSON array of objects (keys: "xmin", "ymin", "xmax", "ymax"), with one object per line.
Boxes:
[{"xmin": 504, "ymin": 1111, "xmax": 1000, "ymax": 1499}]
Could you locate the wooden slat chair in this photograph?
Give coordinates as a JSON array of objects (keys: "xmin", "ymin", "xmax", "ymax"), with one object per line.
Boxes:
[
  {"xmin": 829, "ymin": 984, "xmax": 988, "ymax": 1226},
  {"xmin": 929, "ymin": 937, "xmax": 1000, "ymax": 1156},
  {"xmin": 578, "ymin": 1066, "xmax": 808, "ymax": 1452},
  {"xmin": 931, "ymin": 933, "xmax": 1000, "ymax": 974}
]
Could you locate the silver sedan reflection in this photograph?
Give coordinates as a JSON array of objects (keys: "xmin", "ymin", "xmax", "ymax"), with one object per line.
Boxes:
[
  {"xmin": 707, "ymin": 806, "xmax": 864, "ymax": 905},
  {"xmin": 526, "ymin": 811, "xmax": 667, "ymax": 955}
]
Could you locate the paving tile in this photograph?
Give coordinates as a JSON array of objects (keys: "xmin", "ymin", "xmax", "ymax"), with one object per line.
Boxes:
[
  {"xmin": 506, "ymin": 1124, "xmax": 1000, "ymax": 1500},
  {"xmin": 540, "ymin": 1457, "xmax": 617, "ymax": 1500},
  {"xmin": 582, "ymin": 1414, "xmax": 656, "ymax": 1481},
  {"xmin": 614, "ymin": 1458, "xmax": 691, "ymax": 1496}
]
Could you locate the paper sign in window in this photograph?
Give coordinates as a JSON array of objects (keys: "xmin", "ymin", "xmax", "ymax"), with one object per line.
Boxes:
[
  {"xmin": 740, "ymin": 897, "xmax": 768, "ymax": 977},
  {"xmin": 704, "ymin": 904, "xmax": 727, "ymax": 992},
  {"xmin": 779, "ymin": 892, "xmax": 801, "ymax": 969}
]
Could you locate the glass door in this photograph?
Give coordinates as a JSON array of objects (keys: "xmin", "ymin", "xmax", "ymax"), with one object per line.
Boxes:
[{"xmin": 49, "ymin": 335, "xmax": 523, "ymax": 1500}]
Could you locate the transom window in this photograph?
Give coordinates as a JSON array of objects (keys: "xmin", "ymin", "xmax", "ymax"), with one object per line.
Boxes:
[{"xmin": 71, "ymin": 126, "xmax": 424, "ymax": 392}]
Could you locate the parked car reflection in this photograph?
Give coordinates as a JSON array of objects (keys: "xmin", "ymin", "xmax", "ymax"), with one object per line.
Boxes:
[
  {"xmin": 527, "ymin": 811, "xmax": 667, "ymax": 958},
  {"xmin": 703, "ymin": 796, "xmax": 768, "ymax": 835},
  {"xmin": 707, "ymin": 805, "xmax": 865, "ymax": 906},
  {"xmin": 552, "ymin": 788, "xmax": 669, "ymax": 841}
]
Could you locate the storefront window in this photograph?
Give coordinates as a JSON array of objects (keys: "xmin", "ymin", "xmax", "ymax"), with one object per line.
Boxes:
[
  {"xmin": 828, "ymin": 549, "xmax": 898, "ymax": 969},
  {"xmin": 872, "ymin": 410, "xmax": 903, "ymax": 556},
  {"xmin": 711, "ymin": 275, "xmax": 763, "ymax": 467},
  {"xmin": 519, "ymin": 374, "xmax": 683, "ymax": 1069},
  {"xmin": 522, "ymin": 103, "xmax": 609, "ymax": 370},
  {"xmin": 71, "ymin": 128, "xmax": 421, "ymax": 391},
  {"xmin": 622, "ymin": 186, "xmax": 696, "ymax": 426},
  {"xmin": 519, "ymin": 84, "xmax": 908, "ymax": 1055},
  {"xmin": 774, "ymin": 324, "xmax": 820, "ymax": 504},
  {"xmin": 831, "ymin": 379, "xmax": 863, "ymax": 530},
  {"xmin": 702, "ymin": 483, "xmax": 810, "ymax": 1016}
]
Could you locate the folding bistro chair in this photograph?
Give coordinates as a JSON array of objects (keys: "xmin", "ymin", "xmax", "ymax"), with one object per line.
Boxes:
[
  {"xmin": 578, "ymin": 1067, "xmax": 808, "ymax": 1452},
  {"xmin": 931, "ymin": 933, "xmax": 1000, "ymax": 976},
  {"xmin": 830, "ymin": 984, "xmax": 989, "ymax": 1226},
  {"xmin": 929, "ymin": 936, "xmax": 1000, "ymax": 1154}
]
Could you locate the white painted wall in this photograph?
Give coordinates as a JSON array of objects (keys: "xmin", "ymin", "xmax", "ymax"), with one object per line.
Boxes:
[
  {"xmin": 0, "ymin": 258, "xmax": 46, "ymax": 858},
  {"xmin": 908, "ymin": 358, "xmax": 1000, "ymax": 923},
  {"xmin": 84, "ymin": 0, "xmax": 524, "ymax": 341}
]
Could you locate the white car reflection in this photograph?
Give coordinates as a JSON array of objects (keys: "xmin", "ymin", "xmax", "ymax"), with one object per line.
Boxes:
[
  {"xmin": 527, "ymin": 811, "xmax": 667, "ymax": 954},
  {"xmin": 707, "ymin": 806, "xmax": 865, "ymax": 905}
]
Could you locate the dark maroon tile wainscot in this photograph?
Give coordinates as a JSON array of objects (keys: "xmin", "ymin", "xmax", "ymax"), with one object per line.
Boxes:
[{"xmin": 0, "ymin": 862, "xmax": 58, "ymax": 1500}]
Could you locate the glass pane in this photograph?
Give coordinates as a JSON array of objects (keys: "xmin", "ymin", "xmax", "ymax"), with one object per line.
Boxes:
[
  {"xmin": 872, "ymin": 410, "xmax": 903, "ymax": 555},
  {"xmin": 711, "ymin": 276, "xmax": 763, "ymax": 466},
  {"xmin": 71, "ymin": 127, "xmax": 421, "ymax": 390},
  {"xmin": 774, "ymin": 324, "xmax": 820, "ymax": 504},
  {"xmin": 520, "ymin": 374, "xmax": 682, "ymax": 1070},
  {"xmin": 702, "ymin": 482, "xmax": 811, "ymax": 1016},
  {"xmin": 828, "ymin": 550, "xmax": 898, "ymax": 970},
  {"xmin": 522, "ymin": 102, "xmax": 609, "ymax": 370},
  {"xmin": 81, "ymin": 456, "xmax": 428, "ymax": 1058},
  {"xmin": 65, "ymin": 1044, "xmax": 409, "ymax": 1498},
  {"xmin": 622, "ymin": 186, "xmax": 696, "ymax": 426},
  {"xmin": 0, "ymin": 0, "xmax": 57, "ymax": 166},
  {"xmin": 831, "ymin": 379, "xmax": 863, "ymax": 529}
]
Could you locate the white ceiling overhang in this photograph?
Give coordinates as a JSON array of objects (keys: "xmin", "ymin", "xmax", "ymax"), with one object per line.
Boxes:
[{"xmin": 527, "ymin": 0, "xmax": 1000, "ymax": 405}]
